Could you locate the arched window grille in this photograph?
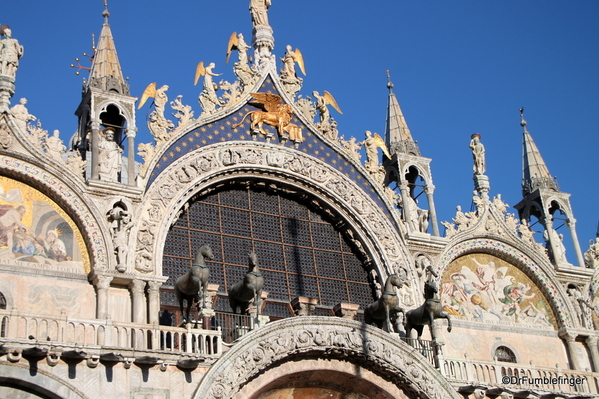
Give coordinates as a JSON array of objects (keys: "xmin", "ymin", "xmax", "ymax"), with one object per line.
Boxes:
[{"xmin": 495, "ymin": 346, "xmax": 517, "ymax": 363}]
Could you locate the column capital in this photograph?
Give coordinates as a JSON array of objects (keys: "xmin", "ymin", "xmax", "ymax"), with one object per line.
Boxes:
[
  {"xmin": 126, "ymin": 127, "xmax": 138, "ymax": 138},
  {"xmin": 93, "ymin": 275, "xmax": 113, "ymax": 290},
  {"xmin": 129, "ymin": 279, "xmax": 146, "ymax": 294},
  {"xmin": 147, "ymin": 281, "xmax": 162, "ymax": 292},
  {"xmin": 586, "ymin": 335, "xmax": 599, "ymax": 346}
]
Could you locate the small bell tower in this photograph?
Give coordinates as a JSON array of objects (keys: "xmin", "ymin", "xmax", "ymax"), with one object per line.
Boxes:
[
  {"xmin": 74, "ymin": 2, "xmax": 138, "ymax": 186},
  {"xmin": 513, "ymin": 109, "xmax": 585, "ymax": 267},
  {"xmin": 383, "ymin": 72, "xmax": 440, "ymax": 236}
]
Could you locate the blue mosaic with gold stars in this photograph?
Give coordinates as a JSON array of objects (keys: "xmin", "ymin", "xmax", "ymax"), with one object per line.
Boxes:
[{"xmin": 148, "ymin": 77, "xmax": 394, "ymax": 224}]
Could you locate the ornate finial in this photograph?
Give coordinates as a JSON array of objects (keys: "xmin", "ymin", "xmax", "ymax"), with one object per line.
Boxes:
[
  {"xmin": 386, "ymin": 70, "xmax": 394, "ymax": 91},
  {"xmin": 102, "ymin": 0, "xmax": 110, "ymax": 22},
  {"xmin": 519, "ymin": 107, "xmax": 527, "ymax": 128}
]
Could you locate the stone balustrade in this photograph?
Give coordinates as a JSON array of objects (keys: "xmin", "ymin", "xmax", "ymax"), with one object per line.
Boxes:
[
  {"xmin": 440, "ymin": 355, "xmax": 598, "ymax": 395},
  {"xmin": 0, "ymin": 309, "xmax": 221, "ymax": 358}
]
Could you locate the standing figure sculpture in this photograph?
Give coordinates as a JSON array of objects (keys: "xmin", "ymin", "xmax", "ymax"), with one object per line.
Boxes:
[
  {"xmin": 195, "ymin": 62, "xmax": 224, "ymax": 115},
  {"xmin": 10, "ymin": 98, "xmax": 36, "ymax": 132},
  {"xmin": 175, "ymin": 244, "xmax": 214, "ymax": 323},
  {"xmin": 0, "ymin": 26, "xmax": 24, "ymax": 79},
  {"xmin": 405, "ymin": 268, "xmax": 452, "ymax": 344},
  {"xmin": 249, "ymin": 0, "xmax": 271, "ymax": 28},
  {"xmin": 98, "ymin": 128, "xmax": 122, "ymax": 182},
  {"xmin": 469, "ymin": 133, "xmax": 485, "ymax": 175},
  {"xmin": 229, "ymin": 251, "xmax": 264, "ymax": 316},
  {"xmin": 364, "ymin": 274, "xmax": 406, "ymax": 332}
]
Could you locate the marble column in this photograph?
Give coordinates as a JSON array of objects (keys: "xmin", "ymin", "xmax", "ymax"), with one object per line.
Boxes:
[
  {"xmin": 147, "ymin": 281, "xmax": 162, "ymax": 325},
  {"xmin": 424, "ymin": 184, "xmax": 440, "ymax": 236},
  {"xmin": 130, "ymin": 279, "xmax": 146, "ymax": 324},
  {"xmin": 126, "ymin": 127, "xmax": 137, "ymax": 186},
  {"xmin": 561, "ymin": 331, "xmax": 581, "ymax": 370},
  {"xmin": 566, "ymin": 218, "xmax": 586, "ymax": 268},
  {"xmin": 90, "ymin": 119, "xmax": 101, "ymax": 180},
  {"xmin": 94, "ymin": 275, "xmax": 112, "ymax": 320},
  {"xmin": 586, "ymin": 336, "xmax": 599, "ymax": 373}
]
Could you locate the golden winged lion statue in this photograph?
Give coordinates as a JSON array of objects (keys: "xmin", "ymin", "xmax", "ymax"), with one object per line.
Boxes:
[{"xmin": 232, "ymin": 93, "xmax": 296, "ymax": 140}]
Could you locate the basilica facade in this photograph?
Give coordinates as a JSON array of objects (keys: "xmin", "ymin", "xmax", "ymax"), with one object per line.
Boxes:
[{"xmin": 0, "ymin": 4, "xmax": 598, "ymax": 399}]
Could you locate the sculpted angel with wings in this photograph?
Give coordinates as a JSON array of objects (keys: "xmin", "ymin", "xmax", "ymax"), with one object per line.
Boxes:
[
  {"xmin": 232, "ymin": 93, "xmax": 294, "ymax": 141},
  {"xmin": 138, "ymin": 83, "xmax": 174, "ymax": 142},
  {"xmin": 312, "ymin": 90, "xmax": 342, "ymax": 125},
  {"xmin": 195, "ymin": 62, "xmax": 224, "ymax": 114},
  {"xmin": 280, "ymin": 45, "xmax": 305, "ymax": 81},
  {"xmin": 226, "ymin": 32, "xmax": 258, "ymax": 88},
  {"xmin": 362, "ymin": 131, "xmax": 391, "ymax": 169}
]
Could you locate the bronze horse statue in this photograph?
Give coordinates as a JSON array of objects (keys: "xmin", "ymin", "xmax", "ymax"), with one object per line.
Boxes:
[
  {"xmin": 404, "ymin": 271, "xmax": 452, "ymax": 343},
  {"xmin": 229, "ymin": 251, "xmax": 264, "ymax": 315},
  {"xmin": 175, "ymin": 243, "xmax": 213, "ymax": 323},
  {"xmin": 364, "ymin": 274, "xmax": 405, "ymax": 332}
]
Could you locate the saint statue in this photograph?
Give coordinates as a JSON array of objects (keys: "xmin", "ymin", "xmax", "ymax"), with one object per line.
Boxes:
[
  {"xmin": 0, "ymin": 26, "xmax": 24, "ymax": 79},
  {"xmin": 469, "ymin": 133, "xmax": 485, "ymax": 175},
  {"xmin": 98, "ymin": 128, "xmax": 122, "ymax": 182},
  {"xmin": 249, "ymin": 0, "xmax": 271, "ymax": 28}
]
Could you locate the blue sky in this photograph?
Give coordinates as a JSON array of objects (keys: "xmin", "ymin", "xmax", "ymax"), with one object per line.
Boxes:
[{"xmin": 3, "ymin": 1, "xmax": 599, "ymax": 263}]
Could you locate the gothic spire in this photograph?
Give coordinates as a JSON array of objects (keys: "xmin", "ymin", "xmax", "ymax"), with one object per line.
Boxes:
[
  {"xmin": 520, "ymin": 108, "xmax": 558, "ymax": 196},
  {"xmin": 87, "ymin": 2, "xmax": 129, "ymax": 94},
  {"xmin": 385, "ymin": 71, "xmax": 419, "ymax": 156}
]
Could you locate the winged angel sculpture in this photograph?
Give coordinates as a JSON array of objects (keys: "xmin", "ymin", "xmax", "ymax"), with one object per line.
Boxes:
[
  {"xmin": 226, "ymin": 32, "xmax": 258, "ymax": 88},
  {"xmin": 138, "ymin": 83, "xmax": 174, "ymax": 142},
  {"xmin": 233, "ymin": 93, "xmax": 301, "ymax": 143},
  {"xmin": 313, "ymin": 91, "xmax": 342, "ymax": 125},
  {"xmin": 195, "ymin": 62, "xmax": 224, "ymax": 116},
  {"xmin": 280, "ymin": 45, "xmax": 306, "ymax": 97}
]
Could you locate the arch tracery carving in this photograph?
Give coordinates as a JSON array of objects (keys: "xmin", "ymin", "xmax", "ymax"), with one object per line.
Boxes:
[
  {"xmin": 138, "ymin": 142, "xmax": 411, "ymax": 283},
  {"xmin": 193, "ymin": 316, "xmax": 461, "ymax": 399}
]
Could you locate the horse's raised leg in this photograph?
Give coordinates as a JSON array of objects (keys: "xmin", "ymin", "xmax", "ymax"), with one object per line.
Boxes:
[{"xmin": 442, "ymin": 311, "xmax": 452, "ymax": 332}]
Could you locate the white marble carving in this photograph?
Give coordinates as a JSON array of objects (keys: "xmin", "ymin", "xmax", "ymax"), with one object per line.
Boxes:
[
  {"xmin": 9, "ymin": 98, "xmax": 36, "ymax": 133},
  {"xmin": 0, "ymin": 27, "xmax": 24, "ymax": 79}
]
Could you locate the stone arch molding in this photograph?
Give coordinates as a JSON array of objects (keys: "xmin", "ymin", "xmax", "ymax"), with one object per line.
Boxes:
[
  {"xmin": 436, "ymin": 236, "xmax": 577, "ymax": 329},
  {"xmin": 0, "ymin": 156, "xmax": 108, "ymax": 268},
  {"xmin": 193, "ymin": 316, "xmax": 461, "ymax": 399},
  {"xmin": 0, "ymin": 363, "xmax": 88, "ymax": 399},
  {"xmin": 136, "ymin": 141, "xmax": 412, "ymax": 281}
]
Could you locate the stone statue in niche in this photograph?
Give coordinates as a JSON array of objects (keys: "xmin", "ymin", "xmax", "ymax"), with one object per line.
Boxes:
[
  {"xmin": 10, "ymin": 98, "xmax": 36, "ymax": 133},
  {"xmin": 567, "ymin": 285, "xmax": 593, "ymax": 329},
  {"xmin": 544, "ymin": 227, "xmax": 567, "ymax": 264},
  {"xmin": 469, "ymin": 133, "xmax": 485, "ymax": 175},
  {"xmin": 0, "ymin": 26, "xmax": 24, "ymax": 79},
  {"xmin": 98, "ymin": 128, "xmax": 122, "ymax": 182},
  {"xmin": 0, "ymin": 122, "xmax": 12, "ymax": 149},
  {"xmin": 107, "ymin": 204, "xmax": 133, "ymax": 273},
  {"xmin": 228, "ymin": 252, "xmax": 264, "ymax": 318}
]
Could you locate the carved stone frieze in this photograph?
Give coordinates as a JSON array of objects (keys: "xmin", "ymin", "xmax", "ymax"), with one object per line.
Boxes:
[{"xmin": 194, "ymin": 316, "xmax": 460, "ymax": 399}]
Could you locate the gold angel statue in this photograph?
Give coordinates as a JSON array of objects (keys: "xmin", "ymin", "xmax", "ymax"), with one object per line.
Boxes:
[
  {"xmin": 363, "ymin": 130, "xmax": 391, "ymax": 167},
  {"xmin": 313, "ymin": 90, "xmax": 343, "ymax": 124},
  {"xmin": 232, "ymin": 92, "xmax": 294, "ymax": 140},
  {"xmin": 280, "ymin": 45, "xmax": 306, "ymax": 79},
  {"xmin": 226, "ymin": 32, "xmax": 251, "ymax": 66},
  {"xmin": 195, "ymin": 62, "xmax": 224, "ymax": 114}
]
